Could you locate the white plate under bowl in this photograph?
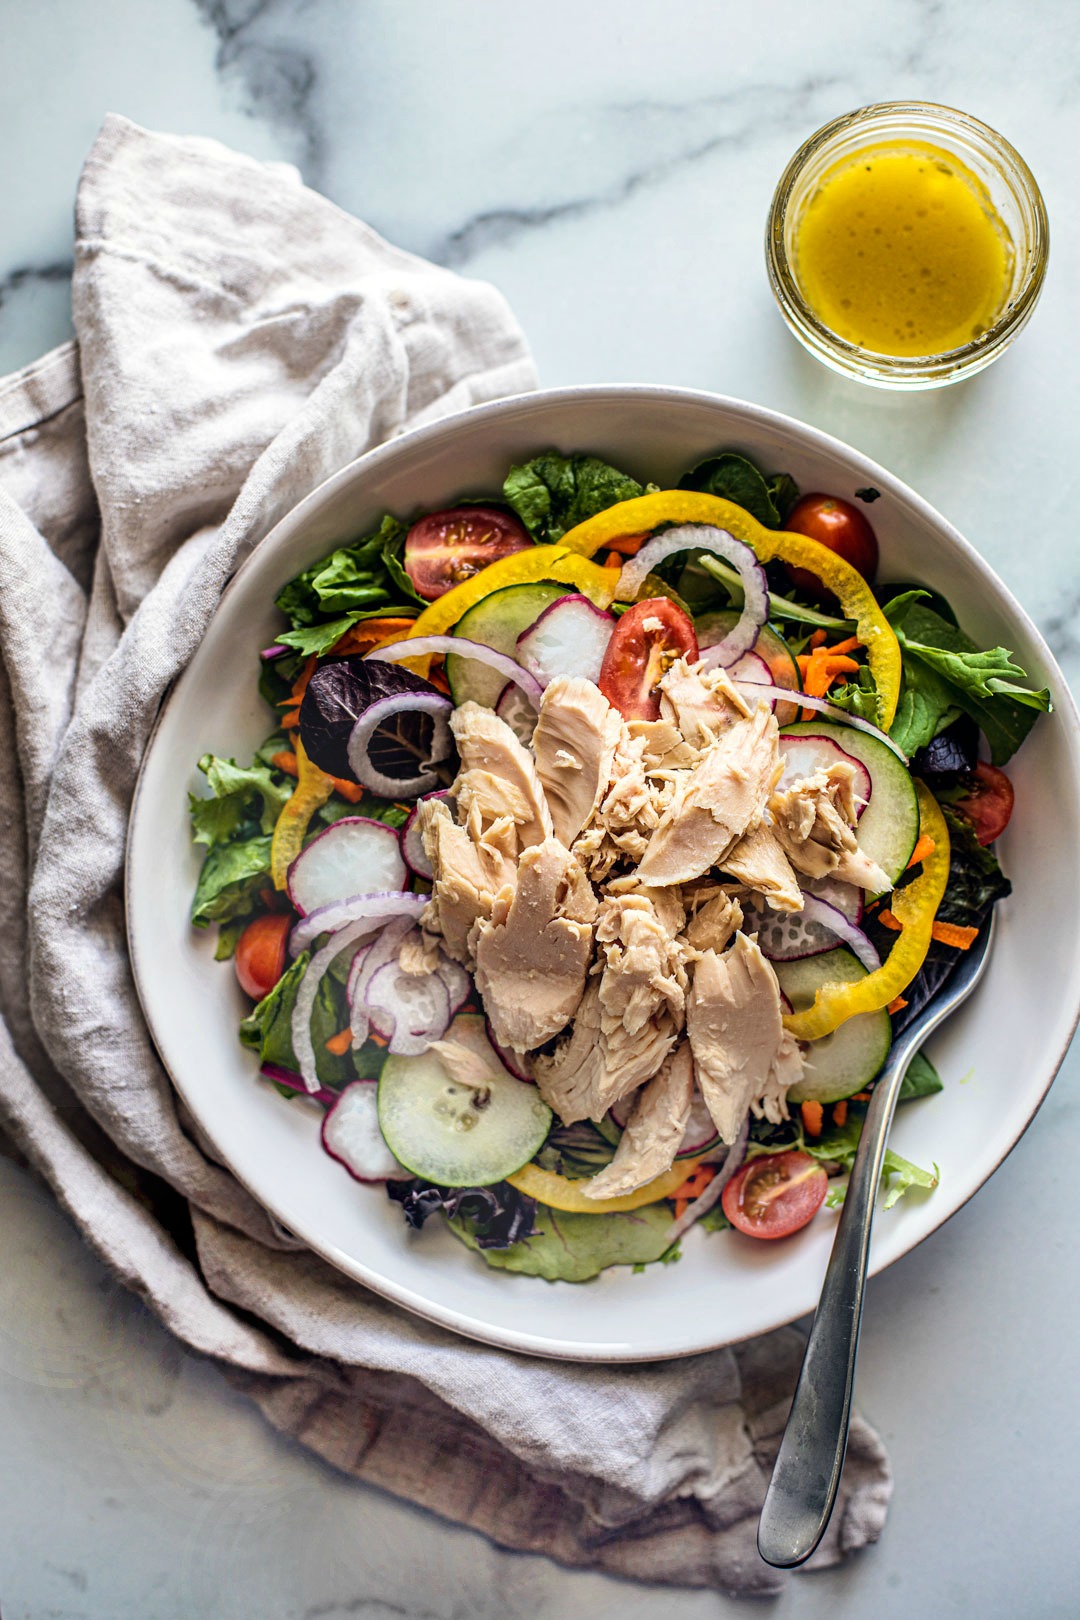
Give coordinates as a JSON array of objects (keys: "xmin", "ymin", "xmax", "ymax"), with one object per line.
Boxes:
[{"xmin": 127, "ymin": 386, "xmax": 1080, "ymax": 1362}]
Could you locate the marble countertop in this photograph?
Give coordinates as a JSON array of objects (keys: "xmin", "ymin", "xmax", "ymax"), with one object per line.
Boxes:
[{"xmin": 2, "ymin": 2, "xmax": 1078, "ymax": 1616}]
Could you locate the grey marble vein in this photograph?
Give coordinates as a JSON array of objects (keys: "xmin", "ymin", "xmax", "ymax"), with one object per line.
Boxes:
[
  {"xmin": 193, "ymin": 0, "xmax": 324, "ymax": 174},
  {"xmin": 0, "ymin": 260, "xmax": 73, "ymax": 311},
  {"xmin": 433, "ymin": 77, "xmax": 850, "ymax": 267}
]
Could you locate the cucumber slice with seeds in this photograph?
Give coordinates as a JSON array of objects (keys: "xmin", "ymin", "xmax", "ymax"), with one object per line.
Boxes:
[
  {"xmin": 776, "ymin": 948, "xmax": 892, "ymax": 1105},
  {"xmin": 377, "ymin": 1014, "xmax": 552, "ymax": 1186},
  {"xmin": 779, "ymin": 720, "xmax": 919, "ymax": 886},
  {"xmin": 447, "ymin": 582, "xmax": 574, "ymax": 707}
]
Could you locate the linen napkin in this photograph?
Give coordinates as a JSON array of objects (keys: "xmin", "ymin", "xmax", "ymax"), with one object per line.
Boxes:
[{"xmin": 0, "ymin": 114, "xmax": 891, "ymax": 1597}]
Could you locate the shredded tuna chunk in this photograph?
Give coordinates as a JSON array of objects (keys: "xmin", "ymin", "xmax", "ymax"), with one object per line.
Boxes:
[
  {"xmin": 627, "ymin": 716, "xmax": 698, "ymax": 769},
  {"xmin": 530, "ymin": 982, "xmax": 678, "ymax": 1124},
  {"xmin": 770, "ymin": 763, "xmax": 891, "ymax": 893},
  {"xmin": 532, "ymin": 677, "xmax": 623, "ymax": 847},
  {"xmin": 450, "ymin": 703, "xmax": 552, "ymax": 849},
  {"xmin": 686, "ymin": 933, "xmax": 785, "ymax": 1144},
  {"xmin": 582, "ymin": 1043, "xmax": 696, "ymax": 1200},
  {"xmin": 751, "ymin": 1027, "xmax": 804, "ymax": 1127},
  {"xmin": 721, "ymin": 822, "xmax": 803, "ymax": 911},
  {"xmin": 420, "ymin": 797, "xmax": 516, "ymax": 965},
  {"xmin": 683, "ymin": 887, "xmax": 743, "ymax": 954},
  {"xmin": 658, "ymin": 659, "xmax": 750, "ymax": 747},
  {"xmin": 637, "ymin": 705, "xmax": 781, "ymax": 887},
  {"xmin": 473, "ymin": 837, "xmax": 596, "ymax": 1052},
  {"xmin": 594, "ymin": 888, "xmax": 687, "ymax": 1035}
]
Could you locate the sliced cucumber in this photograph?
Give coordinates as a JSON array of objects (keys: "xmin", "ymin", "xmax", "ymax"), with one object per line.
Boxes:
[
  {"xmin": 776, "ymin": 948, "xmax": 891, "ymax": 1105},
  {"xmin": 377, "ymin": 1013, "xmax": 552, "ymax": 1186},
  {"xmin": 779, "ymin": 720, "xmax": 919, "ymax": 886},
  {"xmin": 447, "ymin": 582, "xmax": 573, "ymax": 707}
]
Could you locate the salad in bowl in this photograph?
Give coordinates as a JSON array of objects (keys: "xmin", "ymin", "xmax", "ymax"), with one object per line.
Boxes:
[{"xmin": 187, "ymin": 443, "xmax": 1049, "ymax": 1285}]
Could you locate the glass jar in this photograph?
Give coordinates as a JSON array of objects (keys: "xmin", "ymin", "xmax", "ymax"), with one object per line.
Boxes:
[{"xmin": 766, "ymin": 101, "xmax": 1049, "ymax": 389}]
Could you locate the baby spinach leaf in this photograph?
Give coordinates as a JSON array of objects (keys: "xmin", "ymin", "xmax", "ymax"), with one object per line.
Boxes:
[
  {"xmin": 274, "ymin": 514, "xmax": 415, "ymax": 628},
  {"xmin": 679, "ymin": 450, "xmax": 799, "ymax": 527},
  {"xmin": 503, "ymin": 452, "xmax": 646, "ymax": 542},
  {"xmin": 238, "ymin": 950, "xmax": 355, "ymax": 1086}
]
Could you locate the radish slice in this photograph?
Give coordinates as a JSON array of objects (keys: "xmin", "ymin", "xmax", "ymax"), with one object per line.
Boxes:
[
  {"xmin": 619, "ymin": 526, "xmax": 768, "ymax": 667},
  {"xmin": 346, "ymin": 691, "xmax": 454, "ymax": 799},
  {"xmin": 322, "ymin": 1082, "xmax": 405, "ymax": 1181},
  {"xmin": 665, "ymin": 1113, "xmax": 750, "ymax": 1243},
  {"xmin": 725, "ymin": 649, "xmax": 773, "ymax": 703},
  {"xmin": 734, "ymin": 680, "xmax": 908, "ymax": 761},
  {"xmin": 367, "ymin": 637, "xmax": 544, "ymax": 708},
  {"xmin": 610, "ymin": 1085, "xmax": 720, "ymax": 1157},
  {"xmin": 485, "ymin": 1018, "xmax": 532, "ymax": 1082},
  {"xmin": 747, "ymin": 892, "xmax": 880, "ymax": 970},
  {"xmin": 290, "ymin": 890, "xmax": 427, "ymax": 956},
  {"xmin": 367, "ymin": 960, "xmax": 452, "ymax": 1055},
  {"xmin": 516, "ymin": 595, "xmax": 615, "ymax": 687},
  {"xmin": 401, "ymin": 791, "xmax": 449, "ymax": 881},
  {"xmin": 292, "ymin": 916, "xmax": 384, "ymax": 1092},
  {"xmin": 288, "ymin": 817, "xmax": 407, "ymax": 916},
  {"xmin": 494, "ymin": 682, "xmax": 537, "ymax": 746},
  {"xmin": 802, "ymin": 874, "xmax": 863, "ymax": 924},
  {"xmin": 777, "ymin": 734, "xmax": 871, "ymax": 816},
  {"xmin": 437, "ymin": 954, "xmax": 472, "ymax": 1018}
]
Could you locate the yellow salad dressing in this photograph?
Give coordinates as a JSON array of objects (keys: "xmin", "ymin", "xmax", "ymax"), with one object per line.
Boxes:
[{"xmin": 794, "ymin": 142, "xmax": 1013, "ymax": 357}]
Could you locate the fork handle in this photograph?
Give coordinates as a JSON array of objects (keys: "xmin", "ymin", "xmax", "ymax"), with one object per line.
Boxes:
[{"xmin": 756, "ymin": 1032, "xmax": 918, "ymax": 1568}]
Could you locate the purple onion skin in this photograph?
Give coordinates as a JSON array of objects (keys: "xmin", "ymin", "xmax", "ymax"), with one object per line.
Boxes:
[{"xmin": 260, "ymin": 1063, "xmax": 337, "ymax": 1108}]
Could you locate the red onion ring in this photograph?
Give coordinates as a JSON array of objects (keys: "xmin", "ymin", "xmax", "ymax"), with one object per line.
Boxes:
[
  {"xmin": 367, "ymin": 636, "xmax": 545, "ymax": 708},
  {"xmin": 799, "ymin": 894, "xmax": 882, "ymax": 972},
  {"xmin": 290, "ymin": 890, "xmax": 428, "ymax": 956},
  {"xmin": 665, "ymin": 1111, "xmax": 751, "ymax": 1242},
  {"xmin": 292, "ymin": 916, "xmax": 386, "ymax": 1092},
  {"xmin": 617, "ymin": 525, "xmax": 769, "ymax": 668},
  {"xmin": 346, "ymin": 690, "xmax": 454, "ymax": 798},
  {"xmin": 733, "ymin": 679, "xmax": 908, "ymax": 761}
]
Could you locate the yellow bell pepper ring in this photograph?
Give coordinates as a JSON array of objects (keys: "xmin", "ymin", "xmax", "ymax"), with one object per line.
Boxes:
[
  {"xmin": 402, "ymin": 545, "xmax": 619, "ymax": 642},
  {"xmin": 782, "ymin": 784, "xmax": 951, "ymax": 1042},
  {"xmin": 558, "ymin": 491, "xmax": 902, "ymax": 730},
  {"xmin": 269, "ymin": 736, "xmax": 335, "ymax": 890},
  {"xmin": 506, "ymin": 1157, "xmax": 703, "ymax": 1215}
]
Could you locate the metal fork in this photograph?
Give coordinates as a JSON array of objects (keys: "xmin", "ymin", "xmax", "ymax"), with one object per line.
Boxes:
[{"xmin": 757, "ymin": 915, "xmax": 997, "ymax": 1568}]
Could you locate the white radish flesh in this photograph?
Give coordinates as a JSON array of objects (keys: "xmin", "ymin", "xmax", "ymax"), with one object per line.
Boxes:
[
  {"xmin": 516, "ymin": 595, "xmax": 615, "ymax": 687},
  {"xmin": 288, "ymin": 817, "xmax": 407, "ymax": 916},
  {"xmin": 321, "ymin": 1082, "xmax": 405, "ymax": 1181}
]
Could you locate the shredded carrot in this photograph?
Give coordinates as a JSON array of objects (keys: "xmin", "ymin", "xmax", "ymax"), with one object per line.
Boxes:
[
  {"xmin": 801, "ymin": 1100, "xmax": 824, "ymax": 1137},
  {"xmin": 426, "ymin": 663, "xmax": 451, "ymax": 696},
  {"xmin": 824, "ymin": 635, "xmax": 861, "ymax": 657},
  {"xmin": 887, "ymin": 995, "xmax": 908, "ymax": 1014},
  {"xmin": 674, "ymin": 1198, "xmax": 689, "ymax": 1220},
  {"xmin": 368, "ymin": 1030, "xmax": 388, "ymax": 1049},
  {"xmin": 931, "ymin": 920, "xmax": 979, "ymax": 949},
  {"xmin": 325, "ymin": 1028, "xmax": 353, "ymax": 1056},
  {"xmin": 271, "ymin": 750, "xmax": 299, "ymax": 777},
  {"xmin": 603, "ymin": 531, "xmax": 649, "ymax": 556},
  {"xmin": 852, "ymin": 1091, "xmax": 871, "ymax": 1102},
  {"xmin": 272, "ymin": 748, "xmax": 363, "ymax": 803},
  {"xmin": 603, "ymin": 551, "xmax": 623, "ymax": 569},
  {"xmin": 669, "ymin": 1164, "xmax": 716, "ymax": 1203},
  {"xmin": 809, "ymin": 628, "xmax": 828, "ymax": 649},
  {"xmin": 907, "ymin": 833, "xmax": 937, "ymax": 869},
  {"xmin": 832, "ymin": 1100, "xmax": 848, "ymax": 1127},
  {"xmin": 878, "ymin": 908, "xmax": 902, "ymax": 931},
  {"xmin": 328, "ymin": 616, "xmax": 418, "ymax": 658}
]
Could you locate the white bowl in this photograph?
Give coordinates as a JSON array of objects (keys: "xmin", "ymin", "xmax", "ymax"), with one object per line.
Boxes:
[{"xmin": 127, "ymin": 386, "xmax": 1080, "ymax": 1361}]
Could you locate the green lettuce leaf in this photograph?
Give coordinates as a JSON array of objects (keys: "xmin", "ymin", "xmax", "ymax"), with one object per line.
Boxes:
[
  {"xmin": 798, "ymin": 1105, "xmax": 938, "ymax": 1208},
  {"xmin": 191, "ymin": 834, "xmax": 272, "ymax": 927},
  {"xmin": 238, "ymin": 950, "xmax": 356, "ymax": 1087},
  {"xmin": 679, "ymin": 450, "xmax": 799, "ymax": 527},
  {"xmin": 274, "ymin": 514, "xmax": 416, "ymax": 628},
  {"xmin": 449, "ymin": 1199, "xmax": 678, "ymax": 1282},
  {"xmin": 885, "ymin": 593, "xmax": 1050, "ymax": 764},
  {"xmin": 899, "ymin": 1049, "xmax": 944, "ymax": 1101},
  {"xmin": 824, "ymin": 665, "xmax": 883, "ymax": 726},
  {"xmin": 503, "ymin": 452, "xmax": 647, "ymax": 543},
  {"xmin": 189, "ymin": 753, "xmax": 292, "ymax": 848},
  {"xmin": 533, "ymin": 1120, "xmax": 618, "ymax": 1180}
]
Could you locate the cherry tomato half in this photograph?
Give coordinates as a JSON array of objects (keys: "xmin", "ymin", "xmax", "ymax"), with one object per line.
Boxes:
[
  {"xmin": 404, "ymin": 506, "xmax": 532, "ymax": 601},
  {"xmin": 721, "ymin": 1150, "xmax": 828, "ymax": 1240},
  {"xmin": 235, "ymin": 912, "xmax": 292, "ymax": 1001},
  {"xmin": 783, "ymin": 493, "xmax": 880, "ymax": 599},
  {"xmin": 598, "ymin": 597, "xmax": 699, "ymax": 720},
  {"xmin": 953, "ymin": 761, "xmax": 1015, "ymax": 846}
]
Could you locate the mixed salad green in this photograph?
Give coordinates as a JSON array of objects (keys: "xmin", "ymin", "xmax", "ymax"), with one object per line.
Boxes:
[{"xmin": 189, "ymin": 445, "xmax": 1048, "ymax": 1283}]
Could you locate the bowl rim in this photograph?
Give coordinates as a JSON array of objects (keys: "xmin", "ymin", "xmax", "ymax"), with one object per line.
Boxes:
[{"xmin": 127, "ymin": 381, "xmax": 1080, "ymax": 1361}]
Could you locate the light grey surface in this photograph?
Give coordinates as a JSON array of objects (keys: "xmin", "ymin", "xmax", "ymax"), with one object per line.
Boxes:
[{"xmin": 1, "ymin": 1, "xmax": 1078, "ymax": 1614}]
